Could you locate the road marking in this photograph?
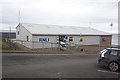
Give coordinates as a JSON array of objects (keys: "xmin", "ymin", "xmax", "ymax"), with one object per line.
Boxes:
[
  {"xmin": 3, "ymin": 53, "xmax": 75, "ymax": 56},
  {"xmin": 57, "ymin": 72, "xmax": 63, "ymax": 79},
  {"xmin": 97, "ymin": 69, "xmax": 120, "ymax": 75},
  {"xmin": 3, "ymin": 53, "xmax": 87, "ymax": 56}
]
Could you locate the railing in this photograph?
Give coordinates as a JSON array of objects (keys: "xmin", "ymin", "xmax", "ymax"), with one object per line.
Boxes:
[
  {"xmin": 12, "ymin": 40, "xmax": 59, "ymax": 49},
  {"xmin": 11, "ymin": 39, "xmax": 111, "ymax": 53}
]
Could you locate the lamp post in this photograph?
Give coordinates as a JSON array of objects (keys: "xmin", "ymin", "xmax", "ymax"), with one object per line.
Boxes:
[
  {"xmin": 110, "ymin": 23, "xmax": 113, "ymax": 34},
  {"xmin": 110, "ymin": 23, "xmax": 113, "ymax": 48},
  {"xmin": 80, "ymin": 33, "xmax": 82, "ymax": 52}
]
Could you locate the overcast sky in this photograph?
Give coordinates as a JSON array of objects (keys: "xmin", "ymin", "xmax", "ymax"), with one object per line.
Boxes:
[{"xmin": 1, "ymin": 0, "xmax": 119, "ymax": 33}]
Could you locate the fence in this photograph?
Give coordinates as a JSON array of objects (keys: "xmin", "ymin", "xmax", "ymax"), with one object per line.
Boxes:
[
  {"xmin": 12, "ymin": 40, "xmax": 59, "ymax": 49},
  {"xmin": 12, "ymin": 39, "xmax": 111, "ymax": 53}
]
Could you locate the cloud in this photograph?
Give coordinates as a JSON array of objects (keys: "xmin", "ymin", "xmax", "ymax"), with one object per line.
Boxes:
[{"xmin": 0, "ymin": 0, "xmax": 119, "ymax": 33}]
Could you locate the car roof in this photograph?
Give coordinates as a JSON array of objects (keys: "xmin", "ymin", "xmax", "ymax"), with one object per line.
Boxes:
[{"xmin": 106, "ymin": 48, "xmax": 120, "ymax": 51}]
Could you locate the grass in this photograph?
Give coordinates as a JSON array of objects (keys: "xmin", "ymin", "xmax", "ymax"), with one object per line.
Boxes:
[
  {"xmin": 0, "ymin": 39, "xmax": 2, "ymax": 50},
  {"xmin": 1, "ymin": 38, "xmax": 19, "ymax": 50}
]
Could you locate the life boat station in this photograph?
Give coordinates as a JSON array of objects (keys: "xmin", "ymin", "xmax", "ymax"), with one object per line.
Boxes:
[{"xmin": 15, "ymin": 23, "xmax": 112, "ymax": 53}]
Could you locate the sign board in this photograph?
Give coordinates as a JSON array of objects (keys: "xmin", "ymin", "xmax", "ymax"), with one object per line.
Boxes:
[{"xmin": 39, "ymin": 38, "xmax": 49, "ymax": 42}]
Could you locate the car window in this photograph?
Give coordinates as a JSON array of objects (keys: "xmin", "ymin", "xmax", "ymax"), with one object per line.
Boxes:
[
  {"xmin": 118, "ymin": 51, "xmax": 120, "ymax": 56},
  {"xmin": 110, "ymin": 50, "xmax": 118, "ymax": 56}
]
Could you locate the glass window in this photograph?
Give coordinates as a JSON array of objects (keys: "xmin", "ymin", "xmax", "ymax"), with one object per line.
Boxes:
[
  {"xmin": 110, "ymin": 50, "xmax": 118, "ymax": 56},
  {"xmin": 27, "ymin": 36, "xmax": 29, "ymax": 41},
  {"xmin": 69, "ymin": 37, "xmax": 73, "ymax": 41},
  {"xmin": 80, "ymin": 38, "xmax": 83, "ymax": 42},
  {"xmin": 118, "ymin": 51, "xmax": 120, "ymax": 56},
  {"xmin": 17, "ymin": 31, "xmax": 19, "ymax": 35}
]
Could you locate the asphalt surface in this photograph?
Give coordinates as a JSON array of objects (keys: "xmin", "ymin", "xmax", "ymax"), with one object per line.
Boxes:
[{"xmin": 2, "ymin": 53, "xmax": 120, "ymax": 79}]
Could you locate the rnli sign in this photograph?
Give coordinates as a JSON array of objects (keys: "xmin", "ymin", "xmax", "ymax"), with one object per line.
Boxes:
[{"xmin": 39, "ymin": 38, "xmax": 49, "ymax": 42}]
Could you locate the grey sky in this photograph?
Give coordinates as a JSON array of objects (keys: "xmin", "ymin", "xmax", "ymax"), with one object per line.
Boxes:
[{"xmin": 1, "ymin": 0, "xmax": 119, "ymax": 33}]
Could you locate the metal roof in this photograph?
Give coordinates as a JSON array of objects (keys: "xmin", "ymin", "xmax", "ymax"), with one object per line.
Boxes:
[{"xmin": 19, "ymin": 23, "xmax": 111, "ymax": 35}]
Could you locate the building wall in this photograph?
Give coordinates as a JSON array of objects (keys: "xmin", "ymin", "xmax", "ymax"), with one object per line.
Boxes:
[
  {"xmin": 71, "ymin": 35, "xmax": 112, "ymax": 54},
  {"xmin": 1, "ymin": 32, "xmax": 16, "ymax": 39},
  {"xmin": 99, "ymin": 35, "xmax": 112, "ymax": 50},
  {"xmin": 15, "ymin": 24, "xmax": 112, "ymax": 50},
  {"xmin": 31, "ymin": 35, "xmax": 101, "ymax": 49},
  {"xmin": 16, "ymin": 24, "xmax": 32, "ymax": 41},
  {"xmin": 32, "ymin": 35, "xmax": 58, "ymax": 42},
  {"xmin": 16, "ymin": 24, "xmax": 33, "ymax": 48},
  {"xmin": 32, "ymin": 36, "xmax": 58, "ymax": 49},
  {"xmin": 73, "ymin": 36, "xmax": 100, "ymax": 45}
]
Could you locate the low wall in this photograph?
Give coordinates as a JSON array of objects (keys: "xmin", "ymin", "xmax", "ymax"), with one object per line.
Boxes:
[
  {"xmin": 13, "ymin": 40, "xmax": 59, "ymax": 49},
  {"xmin": 70, "ymin": 45, "xmax": 111, "ymax": 54},
  {"xmin": 12, "ymin": 40, "xmax": 111, "ymax": 54}
]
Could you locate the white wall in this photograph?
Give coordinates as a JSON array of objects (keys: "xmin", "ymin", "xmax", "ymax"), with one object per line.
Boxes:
[
  {"xmin": 16, "ymin": 24, "xmax": 33, "ymax": 48},
  {"xmin": 16, "ymin": 24, "xmax": 32, "ymax": 41},
  {"xmin": 73, "ymin": 36, "xmax": 100, "ymax": 45},
  {"xmin": 32, "ymin": 36, "xmax": 58, "ymax": 43},
  {"xmin": 32, "ymin": 42, "xmax": 59, "ymax": 49},
  {"xmin": 32, "ymin": 36, "xmax": 59, "ymax": 48},
  {"xmin": 31, "ymin": 35, "xmax": 100, "ymax": 49},
  {"xmin": 16, "ymin": 25, "xmax": 101, "ymax": 49}
]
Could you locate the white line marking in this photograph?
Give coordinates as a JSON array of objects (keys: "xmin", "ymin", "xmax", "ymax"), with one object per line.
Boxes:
[
  {"xmin": 3, "ymin": 53, "xmax": 74, "ymax": 56},
  {"xmin": 97, "ymin": 69, "xmax": 120, "ymax": 75}
]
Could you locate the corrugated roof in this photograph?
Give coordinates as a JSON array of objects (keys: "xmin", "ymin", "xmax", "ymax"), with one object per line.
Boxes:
[{"xmin": 19, "ymin": 23, "xmax": 111, "ymax": 35}]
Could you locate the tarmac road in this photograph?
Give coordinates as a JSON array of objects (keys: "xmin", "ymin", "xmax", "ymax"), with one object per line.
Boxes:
[{"xmin": 2, "ymin": 53, "xmax": 120, "ymax": 79}]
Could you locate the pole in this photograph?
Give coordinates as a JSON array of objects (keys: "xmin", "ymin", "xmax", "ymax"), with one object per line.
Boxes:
[
  {"xmin": 9, "ymin": 27, "xmax": 11, "ymax": 49},
  {"xmin": 110, "ymin": 23, "xmax": 113, "ymax": 48},
  {"xmin": 18, "ymin": 10, "xmax": 20, "ymax": 23},
  {"xmin": 110, "ymin": 23, "xmax": 113, "ymax": 35},
  {"xmin": 59, "ymin": 36, "xmax": 60, "ymax": 51},
  {"xmin": 9, "ymin": 27, "xmax": 11, "ymax": 39}
]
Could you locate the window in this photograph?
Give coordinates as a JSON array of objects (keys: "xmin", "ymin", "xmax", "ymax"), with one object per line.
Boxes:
[
  {"xmin": 26, "ymin": 36, "xmax": 29, "ymax": 41},
  {"xmin": 80, "ymin": 38, "xmax": 83, "ymax": 42},
  {"xmin": 102, "ymin": 38, "xmax": 106, "ymax": 42},
  {"xmin": 118, "ymin": 51, "xmax": 120, "ymax": 56},
  {"xmin": 17, "ymin": 31, "xmax": 19, "ymax": 35},
  {"xmin": 110, "ymin": 50, "xmax": 118, "ymax": 56},
  {"xmin": 69, "ymin": 37, "xmax": 73, "ymax": 41}
]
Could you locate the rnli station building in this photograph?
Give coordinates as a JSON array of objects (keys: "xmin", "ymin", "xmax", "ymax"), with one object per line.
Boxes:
[{"xmin": 16, "ymin": 23, "xmax": 112, "ymax": 53}]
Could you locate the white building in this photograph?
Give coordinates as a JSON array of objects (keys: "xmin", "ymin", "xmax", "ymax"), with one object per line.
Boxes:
[{"xmin": 16, "ymin": 23, "xmax": 112, "ymax": 52}]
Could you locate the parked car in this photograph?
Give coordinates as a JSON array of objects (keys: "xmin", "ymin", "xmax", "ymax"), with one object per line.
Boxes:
[
  {"xmin": 97, "ymin": 48, "xmax": 120, "ymax": 72},
  {"xmin": 60, "ymin": 41, "xmax": 68, "ymax": 50}
]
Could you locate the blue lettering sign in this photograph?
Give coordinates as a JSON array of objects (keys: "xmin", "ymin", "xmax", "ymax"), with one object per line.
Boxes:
[{"xmin": 39, "ymin": 38, "xmax": 49, "ymax": 42}]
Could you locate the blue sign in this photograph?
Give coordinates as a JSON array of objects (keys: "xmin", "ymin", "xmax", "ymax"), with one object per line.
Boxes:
[{"xmin": 39, "ymin": 38, "xmax": 49, "ymax": 42}]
